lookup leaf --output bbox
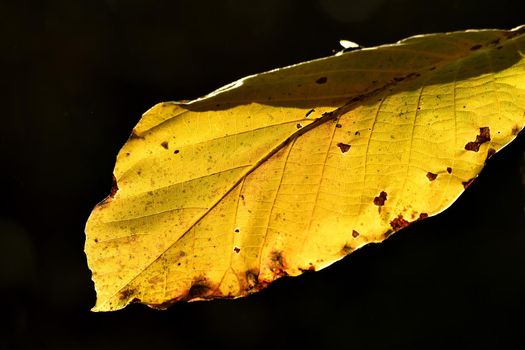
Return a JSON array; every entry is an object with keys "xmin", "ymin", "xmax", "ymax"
[{"xmin": 85, "ymin": 26, "xmax": 525, "ymax": 311}]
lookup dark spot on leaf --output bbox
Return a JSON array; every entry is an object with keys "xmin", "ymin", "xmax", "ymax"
[
  {"xmin": 305, "ymin": 109, "xmax": 315, "ymax": 117},
  {"xmin": 337, "ymin": 142, "xmax": 351, "ymax": 153},
  {"xmin": 94, "ymin": 238, "xmax": 99, "ymax": 243},
  {"xmin": 390, "ymin": 215, "xmax": 410, "ymax": 231},
  {"xmin": 470, "ymin": 44, "xmax": 482, "ymax": 51},
  {"xmin": 355, "ymin": 131, "xmax": 360, "ymax": 136},
  {"xmin": 186, "ymin": 278, "xmax": 211, "ymax": 300},
  {"xmin": 246, "ymin": 270, "xmax": 259, "ymax": 289},
  {"xmin": 393, "ymin": 76, "xmax": 404, "ymax": 82},
  {"xmin": 130, "ymin": 297, "xmax": 141, "ymax": 304},
  {"xmin": 465, "ymin": 126, "xmax": 491, "ymax": 152},
  {"xmin": 462, "ymin": 178, "xmax": 475, "ymax": 189},
  {"xmin": 234, "ymin": 247, "xmax": 241, "ymax": 254},
  {"xmin": 109, "ymin": 175, "xmax": 119, "ymax": 198},
  {"xmin": 296, "ymin": 123, "xmax": 303, "ymax": 129},
  {"xmin": 512, "ymin": 125, "xmax": 521, "ymax": 135},
  {"xmin": 174, "ymin": 149, "xmax": 180, "ymax": 154},
  {"xmin": 373, "ymin": 191, "xmax": 387, "ymax": 206},
  {"xmin": 384, "ymin": 229, "xmax": 394, "ymax": 238},
  {"xmin": 269, "ymin": 251, "xmax": 287, "ymax": 277},
  {"xmin": 335, "ymin": 123, "xmax": 342, "ymax": 128},
  {"xmin": 316, "ymin": 77, "xmax": 327, "ymax": 84},
  {"xmin": 340, "ymin": 244, "xmax": 353, "ymax": 255},
  {"xmin": 418, "ymin": 213, "xmax": 429, "ymax": 220},
  {"xmin": 446, "ymin": 167, "xmax": 452, "ymax": 174},
  {"xmin": 426, "ymin": 172, "xmax": 438, "ymax": 181},
  {"xmin": 234, "ymin": 228, "xmax": 240, "ymax": 233},
  {"xmin": 161, "ymin": 141, "xmax": 169, "ymax": 149},
  {"xmin": 429, "ymin": 66, "xmax": 436, "ymax": 71},
  {"xmin": 118, "ymin": 288, "xmax": 135, "ymax": 301},
  {"xmin": 352, "ymin": 230, "xmax": 360, "ymax": 238},
  {"xmin": 125, "ymin": 152, "xmax": 130, "ymax": 157}
]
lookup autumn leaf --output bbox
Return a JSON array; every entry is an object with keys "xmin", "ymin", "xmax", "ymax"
[{"xmin": 85, "ymin": 25, "xmax": 525, "ymax": 311}]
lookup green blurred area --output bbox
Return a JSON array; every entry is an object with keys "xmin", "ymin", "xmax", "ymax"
[{"xmin": 1, "ymin": 0, "xmax": 525, "ymax": 349}]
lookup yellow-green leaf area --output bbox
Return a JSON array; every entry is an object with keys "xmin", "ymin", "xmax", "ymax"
[{"xmin": 85, "ymin": 26, "xmax": 525, "ymax": 311}]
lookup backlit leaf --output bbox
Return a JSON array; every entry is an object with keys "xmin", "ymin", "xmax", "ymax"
[{"xmin": 85, "ymin": 26, "xmax": 525, "ymax": 311}]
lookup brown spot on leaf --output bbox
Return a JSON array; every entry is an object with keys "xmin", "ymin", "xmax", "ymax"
[
  {"xmin": 233, "ymin": 247, "xmax": 241, "ymax": 254},
  {"xmin": 340, "ymin": 244, "xmax": 353, "ymax": 255},
  {"xmin": 161, "ymin": 141, "xmax": 169, "ymax": 149},
  {"xmin": 470, "ymin": 44, "xmax": 482, "ymax": 51},
  {"xmin": 316, "ymin": 77, "xmax": 327, "ymax": 84},
  {"xmin": 446, "ymin": 167, "xmax": 452, "ymax": 174},
  {"xmin": 462, "ymin": 178, "xmax": 475, "ymax": 189},
  {"xmin": 373, "ymin": 191, "xmax": 388, "ymax": 206},
  {"xmin": 305, "ymin": 109, "xmax": 315, "ymax": 117},
  {"xmin": 174, "ymin": 149, "xmax": 180, "ymax": 154},
  {"xmin": 337, "ymin": 142, "xmax": 351, "ymax": 153},
  {"xmin": 269, "ymin": 251, "xmax": 287, "ymax": 277},
  {"xmin": 384, "ymin": 229, "xmax": 394, "ymax": 238},
  {"xmin": 512, "ymin": 125, "xmax": 521, "ymax": 135},
  {"xmin": 245, "ymin": 269, "xmax": 263, "ymax": 291},
  {"xmin": 186, "ymin": 278, "xmax": 212, "ymax": 300},
  {"xmin": 110, "ymin": 175, "xmax": 119, "ymax": 198},
  {"xmin": 426, "ymin": 172, "xmax": 438, "ymax": 181},
  {"xmin": 352, "ymin": 230, "xmax": 360, "ymax": 238},
  {"xmin": 390, "ymin": 215, "xmax": 410, "ymax": 231},
  {"xmin": 296, "ymin": 123, "xmax": 303, "ymax": 129},
  {"xmin": 118, "ymin": 288, "xmax": 135, "ymax": 301},
  {"xmin": 418, "ymin": 213, "xmax": 429, "ymax": 220},
  {"xmin": 465, "ymin": 127, "xmax": 491, "ymax": 152},
  {"xmin": 335, "ymin": 123, "xmax": 342, "ymax": 128}
]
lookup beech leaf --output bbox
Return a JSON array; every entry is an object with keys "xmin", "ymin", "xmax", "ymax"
[{"xmin": 85, "ymin": 26, "xmax": 525, "ymax": 311}]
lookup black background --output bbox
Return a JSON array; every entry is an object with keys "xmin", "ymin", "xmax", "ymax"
[{"xmin": 2, "ymin": 0, "xmax": 525, "ymax": 349}]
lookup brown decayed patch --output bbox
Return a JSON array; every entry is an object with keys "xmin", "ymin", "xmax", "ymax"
[
  {"xmin": 384, "ymin": 229, "xmax": 394, "ymax": 238},
  {"xmin": 465, "ymin": 127, "xmax": 491, "ymax": 152},
  {"xmin": 390, "ymin": 215, "xmax": 410, "ymax": 231},
  {"xmin": 245, "ymin": 269, "xmax": 260, "ymax": 290},
  {"xmin": 446, "ymin": 167, "xmax": 452, "ymax": 174},
  {"xmin": 183, "ymin": 277, "xmax": 217, "ymax": 301},
  {"xmin": 161, "ymin": 141, "xmax": 169, "ymax": 149},
  {"xmin": 418, "ymin": 212, "xmax": 429, "ymax": 220},
  {"xmin": 462, "ymin": 178, "xmax": 475, "ymax": 189},
  {"xmin": 299, "ymin": 264, "xmax": 316, "ymax": 273},
  {"xmin": 118, "ymin": 288, "xmax": 135, "ymax": 301},
  {"xmin": 337, "ymin": 142, "xmax": 351, "ymax": 153},
  {"xmin": 109, "ymin": 175, "xmax": 119, "ymax": 198},
  {"xmin": 340, "ymin": 244, "xmax": 353, "ymax": 255},
  {"xmin": 512, "ymin": 125, "xmax": 521, "ymax": 135},
  {"xmin": 269, "ymin": 251, "xmax": 287, "ymax": 277},
  {"xmin": 426, "ymin": 172, "xmax": 437, "ymax": 181},
  {"xmin": 352, "ymin": 230, "xmax": 360, "ymax": 238},
  {"xmin": 374, "ymin": 191, "xmax": 388, "ymax": 206}
]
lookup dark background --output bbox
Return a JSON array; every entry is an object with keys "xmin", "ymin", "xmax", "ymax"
[{"xmin": 2, "ymin": 0, "xmax": 525, "ymax": 349}]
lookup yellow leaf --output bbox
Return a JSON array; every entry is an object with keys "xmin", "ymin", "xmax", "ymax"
[{"xmin": 85, "ymin": 26, "xmax": 525, "ymax": 311}]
